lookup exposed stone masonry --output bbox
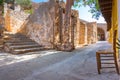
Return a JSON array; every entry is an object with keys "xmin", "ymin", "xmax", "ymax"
[
  {"xmin": 87, "ymin": 22, "xmax": 97, "ymax": 44},
  {"xmin": 3, "ymin": 1, "xmax": 107, "ymax": 52},
  {"xmin": 4, "ymin": 3, "xmax": 30, "ymax": 33},
  {"xmin": 97, "ymin": 23, "xmax": 107, "ymax": 40},
  {"xmin": 79, "ymin": 20, "xmax": 98, "ymax": 45},
  {"xmin": 25, "ymin": 1, "xmax": 56, "ymax": 48}
]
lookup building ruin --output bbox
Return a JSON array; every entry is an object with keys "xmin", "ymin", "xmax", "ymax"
[{"xmin": 3, "ymin": 1, "xmax": 107, "ymax": 53}]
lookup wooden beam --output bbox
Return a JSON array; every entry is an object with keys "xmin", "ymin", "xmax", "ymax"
[
  {"xmin": 102, "ymin": 10, "xmax": 112, "ymax": 14},
  {"xmin": 101, "ymin": 6, "xmax": 112, "ymax": 10},
  {"xmin": 101, "ymin": 9, "xmax": 112, "ymax": 13},
  {"xmin": 102, "ymin": 14, "xmax": 111, "ymax": 18},
  {"xmin": 99, "ymin": 1, "xmax": 112, "ymax": 6},
  {"xmin": 99, "ymin": 0, "xmax": 112, "ymax": 3},
  {"xmin": 100, "ymin": 3, "xmax": 112, "ymax": 8}
]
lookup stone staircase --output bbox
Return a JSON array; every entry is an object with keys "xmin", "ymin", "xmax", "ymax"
[{"xmin": 3, "ymin": 32, "xmax": 44, "ymax": 54}]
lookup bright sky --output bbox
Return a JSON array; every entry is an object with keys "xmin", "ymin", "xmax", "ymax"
[
  {"xmin": 72, "ymin": 6, "xmax": 106, "ymax": 23},
  {"xmin": 32, "ymin": 0, "xmax": 106, "ymax": 23},
  {"xmin": 32, "ymin": 0, "xmax": 48, "ymax": 2}
]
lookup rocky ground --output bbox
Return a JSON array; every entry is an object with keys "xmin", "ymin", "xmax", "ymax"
[{"xmin": 0, "ymin": 41, "xmax": 119, "ymax": 80}]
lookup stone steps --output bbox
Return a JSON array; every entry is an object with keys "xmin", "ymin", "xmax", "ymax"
[
  {"xmin": 3, "ymin": 32, "xmax": 45, "ymax": 54},
  {"xmin": 4, "ymin": 39, "xmax": 33, "ymax": 43},
  {"xmin": 5, "ymin": 42, "xmax": 38, "ymax": 45},
  {"xmin": 10, "ymin": 44, "xmax": 42, "ymax": 49},
  {"xmin": 13, "ymin": 47, "xmax": 44, "ymax": 54}
]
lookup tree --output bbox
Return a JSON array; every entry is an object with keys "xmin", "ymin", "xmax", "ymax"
[{"xmin": 74, "ymin": 0, "xmax": 101, "ymax": 20}]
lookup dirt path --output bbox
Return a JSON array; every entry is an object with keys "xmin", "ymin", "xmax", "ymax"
[{"xmin": 0, "ymin": 41, "xmax": 119, "ymax": 80}]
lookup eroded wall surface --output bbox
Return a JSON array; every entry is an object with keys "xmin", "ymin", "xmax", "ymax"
[
  {"xmin": 97, "ymin": 23, "xmax": 107, "ymax": 40},
  {"xmin": 87, "ymin": 22, "xmax": 97, "ymax": 44},
  {"xmin": 79, "ymin": 22, "xmax": 86, "ymax": 44},
  {"xmin": 25, "ymin": 1, "xmax": 55, "ymax": 48},
  {"xmin": 4, "ymin": 3, "xmax": 30, "ymax": 33}
]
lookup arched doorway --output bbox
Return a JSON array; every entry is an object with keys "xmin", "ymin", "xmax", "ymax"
[{"xmin": 97, "ymin": 27, "xmax": 105, "ymax": 41}]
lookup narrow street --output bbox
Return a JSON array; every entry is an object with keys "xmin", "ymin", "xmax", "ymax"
[{"xmin": 0, "ymin": 41, "xmax": 119, "ymax": 80}]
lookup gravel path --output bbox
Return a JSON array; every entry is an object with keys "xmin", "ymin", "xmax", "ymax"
[{"xmin": 0, "ymin": 41, "xmax": 119, "ymax": 80}]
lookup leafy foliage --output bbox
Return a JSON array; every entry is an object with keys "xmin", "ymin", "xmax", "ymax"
[
  {"xmin": 0, "ymin": 0, "xmax": 4, "ymax": 14},
  {"xmin": 24, "ymin": 9, "xmax": 33, "ymax": 14},
  {"xmin": 74, "ymin": 0, "xmax": 101, "ymax": 20},
  {"xmin": 0, "ymin": 0, "xmax": 4, "ymax": 5},
  {"xmin": 5, "ymin": 0, "xmax": 14, "ymax": 3},
  {"xmin": 16, "ymin": 0, "xmax": 32, "ymax": 10}
]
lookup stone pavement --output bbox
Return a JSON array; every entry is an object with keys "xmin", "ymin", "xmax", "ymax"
[{"xmin": 0, "ymin": 41, "xmax": 119, "ymax": 80}]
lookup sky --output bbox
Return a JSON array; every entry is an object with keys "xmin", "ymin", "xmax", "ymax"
[
  {"xmin": 32, "ymin": 0, "xmax": 48, "ymax": 2},
  {"xmin": 72, "ymin": 6, "xmax": 106, "ymax": 23},
  {"xmin": 32, "ymin": 0, "xmax": 106, "ymax": 23}
]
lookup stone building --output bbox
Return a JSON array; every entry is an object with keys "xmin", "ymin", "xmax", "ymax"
[
  {"xmin": 4, "ymin": 1, "xmax": 80, "ymax": 51},
  {"xmin": 4, "ymin": 3, "xmax": 30, "ymax": 33},
  {"xmin": 87, "ymin": 22, "xmax": 97, "ymax": 44},
  {"xmin": 79, "ymin": 19, "xmax": 88, "ymax": 45},
  {"xmin": 79, "ymin": 19, "xmax": 98, "ymax": 45},
  {"xmin": 4, "ymin": 0, "xmax": 103, "ymax": 51},
  {"xmin": 97, "ymin": 23, "xmax": 107, "ymax": 41}
]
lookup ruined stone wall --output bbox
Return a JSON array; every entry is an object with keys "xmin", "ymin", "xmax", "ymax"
[
  {"xmin": 79, "ymin": 19, "xmax": 88, "ymax": 45},
  {"xmin": 79, "ymin": 22, "xmax": 85, "ymax": 44},
  {"xmin": 74, "ymin": 18, "xmax": 80, "ymax": 47},
  {"xmin": 87, "ymin": 22, "xmax": 97, "ymax": 44},
  {"xmin": 93, "ymin": 22, "xmax": 97, "ymax": 42},
  {"xmin": 4, "ymin": 1, "xmax": 80, "ymax": 50},
  {"xmin": 97, "ymin": 23, "xmax": 107, "ymax": 40},
  {"xmin": 25, "ymin": 1, "xmax": 55, "ymax": 48},
  {"xmin": 4, "ymin": 1, "xmax": 56, "ymax": 48},
  {"xmin": 4, "ymin": 3, "xmax": 30, "ymax": 33}
]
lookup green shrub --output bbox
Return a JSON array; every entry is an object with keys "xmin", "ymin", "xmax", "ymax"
[
  {"xmin": 24, "ymin": 9, "xmax": 33, "ymax": 14},
  {"xmin": 16, "ymin": 0, "xmax": 32, "ymax": 10}
]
